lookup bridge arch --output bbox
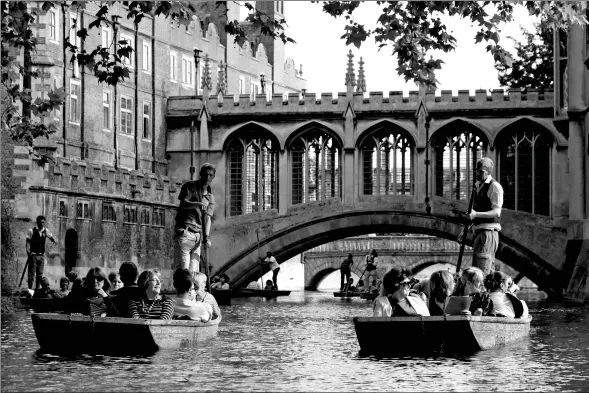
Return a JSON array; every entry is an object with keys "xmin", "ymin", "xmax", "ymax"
[
  {"xmin": 221, "ymin": 121, "xmax": 282, "ymax": 150},
  {"xmin": 355, "ymin": 119, "xmax": 416, "ymax": 148},
  {"xmin": 216, "ymin": 209, "xmax": 562, "ymax": 296},
  {"xmin": 430, "ymin": 118, "xmax": 492, "ymax": 147},
  {"xmin": 494, "ymin": 116, "xmax": 565, "ymax": 148},
  {"xmin": 284, "ymin": 120, "xmax": 343, "ymax": 150}
]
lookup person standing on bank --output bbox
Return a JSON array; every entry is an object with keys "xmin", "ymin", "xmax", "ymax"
[
  {"xmin": 25, "ymin": 215, "xmax": 57, "ymax": 291},
  {"xmin": 340, "ymin": 254, "xmax": 354, "ymax": 292},
  {"xmin": 457, "ymin": 157, "xmax": 504, "ymax": 276},
  {"xmin": 261, "ymin": 251, "xmax": 280, "ymax": 290},
  {"xmin": 173, "ymin": 163, "xmax": 216, "ymax": 274}
]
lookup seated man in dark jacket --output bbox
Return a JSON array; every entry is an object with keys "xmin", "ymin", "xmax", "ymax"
[{"xmin": 110, "ymin": 262, "xmax": 142, "ymax": 317}]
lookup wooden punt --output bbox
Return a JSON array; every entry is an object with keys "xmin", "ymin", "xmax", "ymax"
[
  {"xmin": 354, "ymin": 315, "xmax": 532, "ymax": 354},
  {"xmin": 333, "ymin": 291, "xmax": 361, "ymax": 298},
  {"xmin": 31, "ymin": 313, "xmax": 221, "ymax": 355},
  {"xmin": 20, "ymin": 297, "xmax": 70, "ymax": 312},
  {"xmin": 211, "ymin": 289, "xmax": 232, "ymax": 306},
  {"xmin": 232, "ymin": 288, "xmax": 291, "ymax": 298},
  {"xmin": 358, "ymin": 292, "xmax": 379, "ymax": 301}
]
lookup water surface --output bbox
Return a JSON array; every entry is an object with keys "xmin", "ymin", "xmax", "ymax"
[{"xmin": 2, "ymin": 291, "xmax": 588, "ymax": 392}]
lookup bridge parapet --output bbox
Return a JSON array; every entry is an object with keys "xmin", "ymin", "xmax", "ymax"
[
  {"xmin": 307, "ymin": 235, "xmax": 462, "ymax": 253},
  {"xmin": 167, "ymin": 88, "xmax": 554, "ymax": 117}
]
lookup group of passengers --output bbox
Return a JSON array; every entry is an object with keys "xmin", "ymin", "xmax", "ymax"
[
  {"xmin": 373, "ymin": 266, "xmax": 528, "ymax": 319},
  {"xmin": 29, "ymin": 262, "xmax": 221, "ymax": 322}
]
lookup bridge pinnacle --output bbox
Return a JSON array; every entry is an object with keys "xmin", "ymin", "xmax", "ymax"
[
  {"xmin": 345, "ymin": 49, "xmax": 356, "ymax": 97},
  {"xmin": 201, "ymin": 54, "xmax": 212, "ymax": 97},
  {"xmin": 216, "ymin": 59, "xmax": 227, "ymax": 98},
  {"xmin": 356, "ymin": 57, "xmax": 366, "ymax": 93}
]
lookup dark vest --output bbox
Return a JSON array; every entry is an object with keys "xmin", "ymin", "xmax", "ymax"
[
  {"xmin": 30, "ymin": 227, "xmax": 47, "ymax": 254},
  {"xmin": 472, "ymin": 179, "xmax": 500, "ymax": 226}
]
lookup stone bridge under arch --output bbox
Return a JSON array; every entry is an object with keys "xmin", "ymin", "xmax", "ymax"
[
  {"xmin": 302, "ymin": 236, "xmax": 472, "ymax": 290},
  {"xmin": 209, "ymin": 197, "xmax": 569, "ymax": 297}
]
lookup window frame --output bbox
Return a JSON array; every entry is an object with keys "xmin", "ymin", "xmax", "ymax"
[
  {"xmin": 69, "ymin": 14, "xmax": 80, "ymax": 77},
  {"xmin": 102, "ymin": 89, "xmax": 112, "ymax": 131},
  {"xmin": 123, "ymin": 205, "xmax": 138, "ymax": 224},
  {"xmin": 101, "ymin": 26, "xmax": 112, "ymax": 53},
  {"xmin": 58, "ymin": 199, "xmax": 68, "ymax": 218},
  {"xmin": 75, "ymin": 200, "xmax": 92, "ymax": 220},
  {"xmin": 101, "ymin": 201, "xmax": 117, "ymax": 222},
  {"xmin": 48, "ymin": 9, "xmax": 58, "ymax": 42},
  {"xmin": 53, "ymin": 76, "xmax": 61, "ymax": 121},
  {"xmin": 170, "ymin": 51, "xmax": 178, "ymax": 82},
  {"xmin": 120, "ymin": 33, "xmax": 135, "ymax": 68},
  {"xmin": 120, "ymin": 95, "xmax": 133, "ymax": 135},
  {"xmin": 181, "ymin": 55, "xmax": 194, "ymax": 87},
  {"xmin": 142, "ymin": 39, "xmax": 151, "ymax": 73},
  {"xmin": 142, "ymin": 101, "xmax": 151, "ymax": 140},
  {"xmin": 69, "ymin": 79, "xmax": 81, "ymax": 124},
  {"xmin": 152, "ymin": 208, "xmax": 165, "ymax": 227}
]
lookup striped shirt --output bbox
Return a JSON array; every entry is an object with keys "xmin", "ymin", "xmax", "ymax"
[{"xmin": 128, "ymin": 296, "xmax": 174, "ymax": 320}]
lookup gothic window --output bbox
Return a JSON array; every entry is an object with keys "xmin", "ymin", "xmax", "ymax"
[
  {"xmin": 59, "ymin": 199, "xmax": 68, "ymax": 217},
  {"xmin": 102, "ymin": 202, "xmax": 116, "ymax": 222},
  {"xmin": 152, "ymin": 208, "xmax": 165, "ymax": 227},
  {"xmin": 227, "ymin": 134, "xmax": 278, "ymax": 216},
  {"xmin": 290, "ymin": 131, "xmax": 340, "ymax": 204},
  {"xmin": 124, "ymin": 205, "xmax": 138, "ymax": 224},
  {"xmin": 140, "ymin": 208, "xmax": 150, "ymax": 225},
  {"xmin": 76, "ymin": 200, "xmax": 91, "ymax": 219},
  {"xmin": 361, "ymin": 129, "xmax": 413, "ymax": 196},
  {"xmin": 434, "ymin": 126, "xmax": 487, "ymax": 201},
  {"xmin": 498, "ymin": 128, "xmax": 552, "ymax": 216}
]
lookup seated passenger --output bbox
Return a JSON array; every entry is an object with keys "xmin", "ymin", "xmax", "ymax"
[
  {"xmin": 70, "ymin": 267, "xmax": 118, "ymax": 317},
  {"xmin": 453, "ymin": 267, "xmax": 494, "ymax": 316},
  {"xmin": 52, "ymin": 277, "xmax": 70, "ymax": 298},
  {"xmin": 210, "ymin": 276, "xmax": 222, "ymax": 290},
  {"xmin": 110, "ymin": 262, "xmax": 142, "ymax": 318},
  {"xmin": 246, "ymin": 280, "xmax": 262, "ymax": 290},
  {"xmin": 128, "ymin": 269, "xmax": 174, "ymax": 320},
  {"xmin": 428, "ymin": 270, "xmax": 455, "ymax": 316},
  {"xmin": 32, "ymin": 277, "xmax": 56, "ymax": 299},
  {"xmin": 172, "ymin": 268, "xmax": 212, "ymax": 322},
  {"xmin": 194, "ymin": 272, "xmax": 221, "ymax": 320},
  {"xmin": 373, "ymin": 267, "xmax": 430, "ymax": 317},
  {"xmin": 485, "ymin": 271, "xmax": 529, "ymax": 318},
  {"xmin": 108, "ymin": 272, "xmax": 124, "ymax": 291},
  {"xmin": 264, "ymin": 279, "xmax": 275, "ymax": 290},
  {"xmin": 356, "ymin": 280, "xmax": 365, "ymax": 293},
  {"xmin": 215, "ymin": 274, "xmax": 230, "ymax": 290}
]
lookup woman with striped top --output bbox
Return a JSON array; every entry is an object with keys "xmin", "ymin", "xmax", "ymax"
[{"xmin": 128, "ymin": 269, "xmax": 174, "ymax": 320}]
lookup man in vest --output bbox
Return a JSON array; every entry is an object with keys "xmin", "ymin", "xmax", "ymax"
[
  {"xmin": 173, "ymin": 163, "xmax": 216, "ymax": 275},
  {"xmin": 340, "ymin": 254, "xmax": 354, "ymax": 291},
  {"xmin": 460, "ymin": 157, "xmax": 504, "ymax": 276},
  {"xmin": 25, "ymin": 215, "xmax": 57, "ymax": 291}
]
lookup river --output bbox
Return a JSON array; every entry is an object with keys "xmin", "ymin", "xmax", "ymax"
[{"xmin": 1, "ymin": 290, "xmax": 588, "ymax": 392}]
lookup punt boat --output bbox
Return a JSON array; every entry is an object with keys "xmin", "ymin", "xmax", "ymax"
[
  {"xmin": 358, "ymin": 292, "xmax": 378, "ymax": 301},
  {"xmin": 31, "ymin": 313, "xmax": 221, "ymax": 355},
  {"xmin": 211, "ymin": 289, "xmax": 231, "ymax": 305},
  {"xmin": 20, "ymin": 297, "xmax": 70, "ymax": 313},
  {"xmin": 353, "ymin": 315, "xmax": 532, "ymax": 354},
  {"xmin": 232, "ymin": 288, "xmax": 291, "ymax": 298},
  {"xmin": 333, "ymin": 291, "xmax": 361, "ymax": 298}
]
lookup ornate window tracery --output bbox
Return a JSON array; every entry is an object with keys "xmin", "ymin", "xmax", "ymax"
[
  {"xmin": 498, "ymin": 128, "xmax": 552, "ymax": 216},
  {"xmin": 227, "ymin": 134, "xmax": 278, "ymax": 216},
  {"xmin": 434, "ymin": 127, "xmax": 487, "ymax": 201},
  {"xmin": 361, "ymin": 130, "xmax": 413, "ymax": 195},
  {"xmin": 291, "ymin": 131, "xmax": 340, "ymax": 205}
]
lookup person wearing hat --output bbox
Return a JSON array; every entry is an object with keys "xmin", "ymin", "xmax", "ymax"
[{"xmin": 373, "ymin": 267, "xmax": 430, "ymax": 317}]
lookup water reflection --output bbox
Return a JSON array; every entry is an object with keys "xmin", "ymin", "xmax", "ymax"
[{"xmin": 2, "ymin": 290, "xmax": 588, "ymax": 392}]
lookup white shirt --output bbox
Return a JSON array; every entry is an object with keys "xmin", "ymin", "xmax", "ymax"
[
  {"xmin": 173, "ymin": 297, "xmax": 212, "ymax": 322},
  {"xmin": 246, "ymin": 281, "xmax": 261, "ymax": 289},
  {"xmin": 473, "ymin": 176, "xmax": 503, "ymax": 232},
  {"xmin": 265, "ymin": 256, "xmax": 279, "ymax": 271}
]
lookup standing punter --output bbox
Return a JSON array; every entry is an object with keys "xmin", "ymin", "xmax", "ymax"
[{"xmin": 25, "ymin": 215, "xmax": 57, "ymax": 291}]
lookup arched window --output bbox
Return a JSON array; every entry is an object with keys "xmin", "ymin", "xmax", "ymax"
[
  {"xmin": 290, "ymin": 131, "xmax": 340, "ymax": 204},
  {"xmin": 434, "ymin": 125, "xmax": 487, "ymax": 201},
  {"xmin": 361, "ymin": 130, "xmax": 413, "ymax": 195},
  {"xmin": 498, "ymin": 127, "xmax": 552, "ymax": 216},
  {"xmin": 227, "ymin": 134, "xmax": 278, "ymax": 216}
]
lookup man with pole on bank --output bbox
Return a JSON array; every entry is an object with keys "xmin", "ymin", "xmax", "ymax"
[
  {"xmin": 456, "ymin": 157, "xmax": 504, "ymax": 276},
  {"xmin": 173, "ymin": 163, "xmax": 216, "ymax": 276}
]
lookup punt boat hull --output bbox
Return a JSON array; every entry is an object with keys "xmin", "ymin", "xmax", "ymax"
[
  {"xmin": 333, "ymin": 291, "xmax": 361, "ymax": 298},
  {"xmin": 232, "ymin": 288, "xmax": 291, "ymax": 298},
  {"xmin": 354, "ymin": 315, "xmax": 531, "ymax": 354},
  {"xmin": 358, "ymin": 292, "xmax": 378, "ymax": 301},
  {"xmin": 31, "ymin": 313, "xmax": 221, "ymax": 355},
  {"xmin": 211, "ymin": 289, "xmax": 231, "ymax": 305}
]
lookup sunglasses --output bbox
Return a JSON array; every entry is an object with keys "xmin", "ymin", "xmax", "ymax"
[{"xmin": 93, "ymin": 276, "xmax": 105, "ymax": 282}]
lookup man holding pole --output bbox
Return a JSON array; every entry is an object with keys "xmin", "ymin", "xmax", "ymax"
[
  {"xmin": 173, "ymin": 163, "xmax": 216, "ymax": 276},
  {"xmin": 457, "ymin": 157, "xmax": 503, "ymax": 276},
  {"xmin": 24, "ymin": 215, "xmax": 57, "ymax": 291},
  {"xmin": 340, "ymin": 254, "xmax": 354, "ymax": 292}
]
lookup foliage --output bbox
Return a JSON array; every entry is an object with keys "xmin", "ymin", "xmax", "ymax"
[
  {"xmin": 316, "ymin": 1, "xmax": 588, "ymax": 88},
  {"xmin": 494, "ymin": 22, "xmax": 556, "ymax": 91}
]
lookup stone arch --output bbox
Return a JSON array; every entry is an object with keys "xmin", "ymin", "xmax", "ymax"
[
  {"xmin": 284, "ymin": 120, "xmax": 343, "ymax": 150},
  {"xmin": 215, "ymin": 210, "xmax": 561, "ymax": 296},
  {"xmin": 256, "ymin": 42, "xmax": 268, "ymax": 59},
  {"xmin": 494, "ymin": 116, "xmax": 559, "ymax": 148},
  {"xmin": 430, "ymin": 118, "xmax": 492, "ymax": 147},
  {"xmin": 221, "ymin": 122, "xmax": 282, "ymax": 150},
  {"xmin": 355, "ymin": 119, "xmax": 416, "ymax": 148}
]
